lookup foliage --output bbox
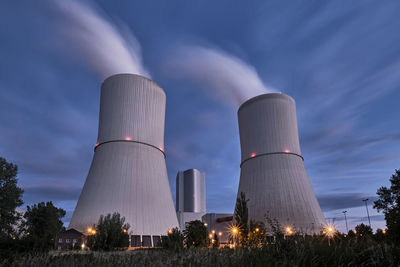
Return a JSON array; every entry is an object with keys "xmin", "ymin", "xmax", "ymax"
[
  {"xmin": 161, "ymin": 228, "xmax": 184, "ymax": 251},
  {"xmin": 347, "ymin": 230, "xmax": 356, "ymax": 238},
  {"xmin": 160, "ymin": 228, "xmax": 184, "ymax": 251},
  {"xmin": 248, "ymin": 220, "xmax": 266, "ymax": 248},
  {"xmin": 212, "ymin": 233, "xmax": 219, "ymax": 248},
  {"xmin": 1, "ymin": 237, "xmax": 400, "ymax": 267},
  {"xmin": 355, "ymin": 223, "xmax": 373, "ymax": 237},
  {"xmin": 87, "ymin": 213, "xmax": 129, "ymax": 251},
  {"xmin": 374, "ymin": 229, "xmax": 387, "ymax": 242},
  {"xmin": 265, "ymin": 215, "xmax": 284, "ymax": 240},
  {"xmin": 183, "ymin": 220, "xmax": 207, "ymax": 248},
  {"xmin": 234, "ymin": 192, "xmax": 249, "ymax": 246},
  {"xmin": 0, "ymin": 157, "xmax": 23, "ymax": 239},
  {"xmin": 21, "ymin": 201, "xmax": 65, "ymax": 251},
  {"xmin": 374, "ymin": 169, "xmax": 400, "ymax": 244}
]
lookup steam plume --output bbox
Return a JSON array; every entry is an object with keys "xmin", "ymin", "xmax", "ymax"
[
  {"xmin": 167, "ymin": 45, "xmax": 274, "ymax": 106},
  {"xmin": 51, "ymin": 0, "xmax": 149, "ymax": 79}
]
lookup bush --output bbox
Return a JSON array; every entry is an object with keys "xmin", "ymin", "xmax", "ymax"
[
  {"xmin": 183, "ymin": 220, "xmax": 208, "ymax": 248},
  {"xmin": 160, "ymin": 228, "xmax": 184, "ymax": 251},
  {"xmin": 87, "ymin": 213, "xmax": 130, "ymax": 251}
]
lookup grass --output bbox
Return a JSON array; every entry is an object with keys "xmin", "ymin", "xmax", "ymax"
[{"xmin": 2, "ymin": 236, "xmax": 399, "ymax": 267}]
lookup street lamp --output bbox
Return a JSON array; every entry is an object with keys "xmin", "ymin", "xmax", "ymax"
[
  {"xmin": 285, "ymin": 226, "xmax": 293, "ymax": 235},
  {"xmin": 342, "ymin": 211, "xmax": 349, "ymax": 233},
  {"xmin": 362, "ymin": 198, "xmax": 371, "ymax": 227},
  {"xmin": 232, "ymin": 227, "xmax": 238, "ymax": 235}
]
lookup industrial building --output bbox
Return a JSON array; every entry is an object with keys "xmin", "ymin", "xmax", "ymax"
[
  {"xmin": 69, "ymin": 74, "xmax": 179, "ymax": 246},
  {"xmin": 235, "ymin": 93, "xmax": 326, "ymax": 234},
  {"xmin": 202, "ymin": 213, "xmax": 233, "ymax": 245},
  {"xmin": 68, "ymin": 73, "xmax": 325, "ymax": 246},
  {"xmin": 176, "ymin": 169, "xmax": 206, "ymax": 229}
]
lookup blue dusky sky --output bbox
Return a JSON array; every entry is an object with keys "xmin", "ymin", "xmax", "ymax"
[{"xmin": 1, "ymin": 0, "xmax": 399, "ymax": 233}]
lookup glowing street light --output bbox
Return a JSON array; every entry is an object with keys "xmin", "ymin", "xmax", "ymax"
[
  {"xmin": 123, "ymin": 229, "xmax": 127, "ymax": 233},
  {"xmin": 212, "ymin": 230, "xmax": 216, "ymax": 234},
  {"xmin": 232, "ymin": 227, "xmax": 238, "ymax": 235},
  {"xmin": 218, "ymin": 232, "xmax": 222, "ymax": 236},
  {"xmin": 382, "ymin": 229, "xmax": 386, "ymax": 234},
  {"xmin": 168, "ymin": 229, "xmax": 173, "ymax": 234},
  {"xmin": 255, "ymin": 228, "xmax": 260, "ymax": 232},
  {"xmin": 285, "ymin": 226, "xmax": 293, "ymax": 235},
  {"xmin": 209, "ymin": 233, "xmax": 213, "ymax": 239},
  {"xmin": 324, "ymin": 225, "xmax": 335, "ymax": 238}
]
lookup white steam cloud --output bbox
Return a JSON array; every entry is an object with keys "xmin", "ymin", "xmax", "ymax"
[
  {"xmin": 51, "ymin": 0, "xmax": 149, "ymax": 79},
  {"xmin": 167, "ymin": 45, "xmax": 274, "ymax": 106}
]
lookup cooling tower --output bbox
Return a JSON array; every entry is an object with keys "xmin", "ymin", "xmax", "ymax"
[
  {"xmin": 236, "ymin": 93, "xmax": 326, "ymax": 234},
  {"xmin": 176, "ymin": 169, "xmax": 206, "ymax": 229},
  {"xmin": 69, "ymin": 74, "xmax": 179, "ymax": 240}
]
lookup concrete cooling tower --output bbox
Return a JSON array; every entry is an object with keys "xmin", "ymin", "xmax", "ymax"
[
  {"xmin": 69, "ymin": 74, "xmax": 179, "ymax": 243},
  {"xmin": 236, "ymin": 93, "xmax": 326, "ymax": 234}
]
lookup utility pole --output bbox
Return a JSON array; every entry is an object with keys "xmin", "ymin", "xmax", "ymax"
[
  {"xmin": 342, "ymin": 210, "xmax": 349, "ymax": 233},
  {"xmin": 362, "ymin": 198, "xmax": 371, "ymax": 227}
]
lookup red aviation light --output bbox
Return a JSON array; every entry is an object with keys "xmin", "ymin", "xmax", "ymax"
[
  {"xmin": 125, "ymin": 136, "xmax": 132, "ymax": 141},
  {"xmin": 95, "ymin": 141, "xmax": 99, "ymax": 146},
  {"xmin": 250, "ymin": 152, "xmax": 256, "ymax": 158},
  {"xmin": 284, "ymin": 149, "xmax": 290, "ymax": 153}
]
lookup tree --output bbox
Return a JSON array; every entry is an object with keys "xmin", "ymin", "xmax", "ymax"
[
  {"xmin": 0, "ymin": 157, "xmax": 23, "ymax": 239},
  {"xmin": 234, "ymin": 192, "xmax": 249, "ymax": 246},
  {"xmin": 347, "ymin": 230, "xmax": 356, "ymax": 238},
  {"xmin": 21, "ymin": 201, "xmax": 65, "ymax": 250},
  {"xmin": 354, "ymin": 223, "xmax": 373, "ymax": 237},
  {"xmin": 161, "ymin": 227, "xmax": 184, "ymax": 251},
  {"xmin": 212, "ymin": 233, "xmax": 219, "ymax": 248},
  {"xmin": 183, "ymin": 220, "xmax": 208, "ymax": 248},
  {"xmin": 249, "ymin": 220, "xmax": 266, "ymax": 248},
  {"xmin": 374, "ymin": 169, "xmax": 400, "ymax": 243},
  {"xmin": 374, "ymin": 229, "xmax": 387, "ymax": 242},
  {"xmin": 87, "ymin": 212, "xmax": 130, "ymax": 251}
]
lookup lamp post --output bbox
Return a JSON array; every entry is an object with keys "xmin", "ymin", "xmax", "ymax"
[
  {"xmin": 342, "ymin": 211, "xmax": 349, "ymax": 233},
  {"xmin": 362, "ymin": 198, "xmax": 371, "ymax": 227}
]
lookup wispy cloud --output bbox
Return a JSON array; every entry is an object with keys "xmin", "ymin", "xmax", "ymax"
[
  {"xmin": 165, "ymin": 45, "xmax": 274, "ymax": 107},
  {"xmin": 317, "ymin": 193, "xmax": 377, "ymax": 212},
  {"xmin": 48, "ymin": 0, "xmax": 149, "ymax": 79}
]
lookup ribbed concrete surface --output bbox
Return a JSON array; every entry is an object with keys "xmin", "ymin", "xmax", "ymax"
[
  {"xmin": 98, "ymin": 74, "xmax": 166, "ymax": 150},
  {"xmin": 236, "ymin": 93, "xmax": 326, "ymax": 234},
  {"xmin": 69, "ymin": 74, "xmax": 178, "ymax": 236}
]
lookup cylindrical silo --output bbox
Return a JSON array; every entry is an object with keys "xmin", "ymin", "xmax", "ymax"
[
  {"xmin": 236, "ymin": 93, "xmax": 326, "ymax": 234},
  {"xmin": 69, "ymin": 74, "xmax": 179, "ymax": 242}
]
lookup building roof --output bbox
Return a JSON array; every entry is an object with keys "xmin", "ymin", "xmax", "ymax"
[{"xmin": 58, "ymin": 228, "xmax": 83, "ymax": 236}]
